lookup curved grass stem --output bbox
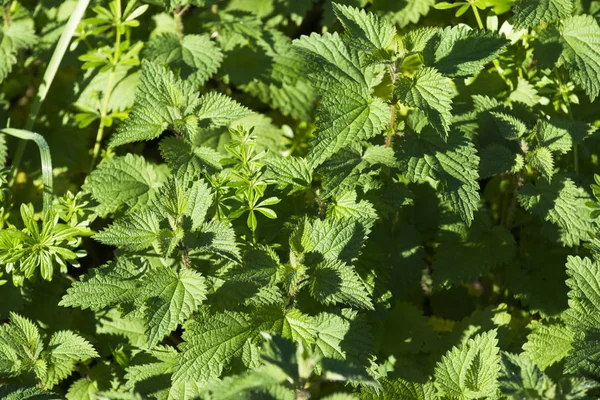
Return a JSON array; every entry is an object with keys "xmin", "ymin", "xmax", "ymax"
[
  {"xmin": 10, "ymin": 0, "xmax": 90, "ymax": 184},
  {"xmin": 2, "ymin": 128, "xmax": 53, "ymax": 217}
]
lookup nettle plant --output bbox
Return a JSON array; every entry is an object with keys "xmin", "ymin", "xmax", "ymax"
[{"xmin": 2, "ymin": 0, "xmax": 600, "ymax": 398}]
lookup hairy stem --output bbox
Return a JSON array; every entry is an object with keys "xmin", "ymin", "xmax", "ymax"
[
  {"xmin": 503, "ymin": 172, "xmax": 524, "ymax": 229},
  {"xmin": 2, "ymin": 128, "xmax": 53, "ymax": 216},
  {"xmin": 3, "ymin": 5, "xmax": 10, "ymax": 29},
  {"xmin": 10, "ymin": 0, "xmax": 90, "ymax": 184},
  {"xmin": 386, "ymin": 64, "xmax": 399, "ymax": 148},
  {"xmin": 174, "ymin": 4, "xmax": 191, "ymax": 40}
]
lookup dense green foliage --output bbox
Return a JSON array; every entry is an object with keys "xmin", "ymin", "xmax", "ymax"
[{"xmin": 2, "ymin": 0, "xmax": 600, "ymax": 398}]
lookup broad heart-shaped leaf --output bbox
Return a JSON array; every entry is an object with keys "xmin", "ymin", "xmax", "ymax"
[
  {"xmin": 434, "ymin": 330, "xmax": 501, "ymax": 399},
  {"xmin": 172, "ymin": 311, "xmax": 258, "ymax": 384},
  {"xmin": 397, "ymin": 129, "xmax": 480, "ymax": 225},
  {"xmin": 312, "ymin": 310, "xmax": 373, "ymax": 366},
  {"xmin": 43, "ymin": 331, "xmax": 98, "ymax": 389},
  {"xmin": 109, "ymin": 60, "xmax": 199, "ymax": 147},
  {"xmin": 565, "ymin": 256, "xmax": 600, "ymax": 334},
  {"xmin": 376, "ymin": 378, "xmax": 437, "ymax": 400},
  {"xmin": 59, "ymin": 259, "xmax": 141, "ymax": 311},
  {"xmin": 535, "ymin": 117, "xmax": 597, "ymax": 153},
  {"xmin": 124, "ymin": 345, "xmax": 178, "ymax": 398},
  {"xmin": 563, "ymin": 256, "xmax": 600, "ymax": 375},
  {"xmin": 521, "ymin": 321, "xmax": 574, "ymax": 370},
  {"xmin": 0, "ymin": 385, "xmax": 63, "ymax": 399},
  {"xmin": 333, "ymin": 3, "xmax": 396, "ymax": 59},
  {"xmin": 296, "ymin": 216, "xmax": 369, "ymax": 265},
  {"xmin": 94, "ymin": 208, "xmax": 160, "ymax": 251},
  {"xmin": 293, "ymin": 32, "xmax": 390, "ymax": 168},
  {"xmin": 266, "ymin": 156, "xmax": 313, "ymax": 195},
  {"xmin": 512, "ymin": 0, "xmax": 573, "ymax": 29},
  {"xmin": 395, "ymin": 67, "xmax": 455, "ymax": 138},
  {"xmin": 433, "ymin": 211, "xmax": 515, "ymax": 285},
  {"xmin": 0, "ymin": 19, "xmax": 38, "ymax": 83},
  {"xmin": 138, "ymin": 267, "xmax": 207, "ymax": 347},
  {"xmin": 0, "ymin": 313, "xmax": 44, "ymax": 376},
  {"xmin": 195, "ymin": 92, "xmax": 253, "ymax": 127},
  {"xmin": 527, "ymin": 147, "xmax": 554, "ymax": 181},
  {"xmin": 560, "ymin": 15, "xmax": 600, "ymax": 101},
  {"xmin": 160, "ymin": 136, "xmax": 223, "ymax": 177},
  {"xmin": 518, "ymin": 176, "xmax": 593, "ymax": 247},
  {"xmin": 83, "ymin": 153, "xmax": 164, "ymax": 216},
  {"xmin": 498, "ymin": 353, "xmax": 556, "ymax": 399},
  {"xmin": 308, "ymin": 259, "xmax": 373, "ymax": 310},
  {"xmin": 143, "ymin": 33, "xmax": 222, "ymax": 87},
  {"xmin": 422, "ymin": 26, "xmax": 508, "ymax": 78}
]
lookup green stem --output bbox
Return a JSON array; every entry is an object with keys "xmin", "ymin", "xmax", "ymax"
[
  {"xmin": 89, "ymin": 31, "xmax": 120, "ymax": 171},
  {"xmin": 174, "ymin": 4, "xmax": 191, "ymax": 40},
  {"xmin": 2, "ymin": 128, "xmax": 53, "ymax": 216},
  {"xmin": 472, "ymin": 5, "xmax": 484, "ymax": 30},
  {"xmin": 3, "ymin": 5, "xmax": 10, "ymax": 29},
  {"xmin": 10, "ymin": 0, "xmax": 90, "ymax": 184},
  {"xmin": 472, "ymin": 5, "xmax": 511, "ymax": 89}
]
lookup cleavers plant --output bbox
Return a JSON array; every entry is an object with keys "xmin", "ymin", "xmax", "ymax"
[{"xmin": 2, "ymin": 0, "xmax": 600, "ymax": 399}]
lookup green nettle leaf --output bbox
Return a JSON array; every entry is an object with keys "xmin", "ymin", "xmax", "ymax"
[
  {"xmin": 139, "ymin": 267, "xmax": 207, "ymax": 346},
  {"xmin": 395, "ymin": 67, "xmax": 455, "ymax": 137},
  {"xmin": 293, "ymin": 32, "xmax": 390, "ymax": 168},
  {"xmin": 563, "ymin": 256, "xmax": 600, "ymax": 375},
  {"xmin": 522, "ymin": 322, "xmax": 574, "ymax": 370},
  {"xmin": 527, "ymin": 147, "xmax": 555, "ymax": 181},
  {"xmin": 397, "ymin": 130, "xmax": 480, "ymax": 224},
  {"xmin": 512, "ymin": 0, "xmax": 574, "ymax": 29},
  {"xmin": 309, "ymin": 259, "xmax": 373, "ymax": 310},
  {"xmin": 0, "ymin": 20, "xmax": 38, "ymax": 83},
  {"xmin": 518, "ymin": 176, "xmax": 593, "ymax": 246},
  {"xmin": 6, "ymin": 0, "xmax": 600, "ymax": 397},
  {"xmin": 434, "ymin": 330, "xmax": 501, "ymax": 399},
  {"xmin": 333, "ymin": 3, "xmax": 397, "ymax": 59},
  {"xmin": 266, "ymin": 156, "xmax": 313, "ymax": 195},
  {"xmin": 560, "ymin": 15, "xmax": 600, "ymax": 101},
  {"xmin": 160, "ymin": 137, "xmax": 223, "ymax": 177},
  {"xmin": 0, "ymin": 385, "xmax": 63, "ymax": 399},
  {"xmin": 94, "ymin": 208, "xmax": 160, "ymax": 251},
  {"xmin": 43, "ymin": 331, "xmax": 98, "ymax": 389},
  {"xmin": 498, "ymin": 353, "xmax": 556, "ymax": 399},
  {"xmin": 536, "ymin": 117, "xmax": 596, "ymax": 153},
  {"xmin": 109, "ymin": 61, "xmax": 250, "ymax": 147},
  {"xmin": 433, "ymin": 212, "xmax": 516, "ymax": 284},
  {"xmin": 422, "ymin": 26, "xmax": 509, "ymax": 78},
  {"xmin": 172, "ymin": 311, "xmax": 260, "ymax": 384},
  {"xmin": 0, "ymin": 313, "xmax": 97, "ymax": 389},
  {"xmin": 489, "ymin": 111, "xmax": 527, "ymax": 140},
  {"xmin": 376, "ymin": 378, "xmax": 437, "ymax": 400},
  {"xmin": 83, "ymin": 153, "xmax": 164, "ymax": 216},
  {"xmin": 479, "ymin": 144, "xmax": 524, "ymax": 178},
  {"xmin": 59, "ymin": 259, "xmax": 141, "ymax": 311},
  {"xmin": 144, "ymin": 33, "xmax": 223, "ymax": 87}
]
